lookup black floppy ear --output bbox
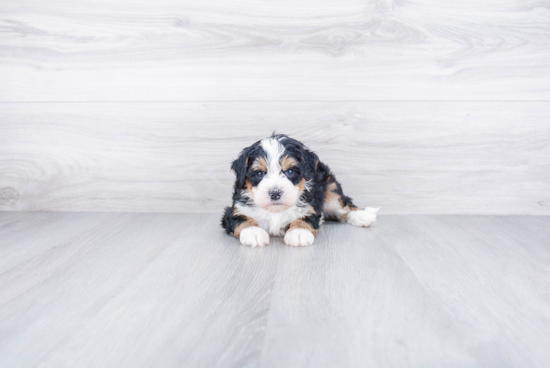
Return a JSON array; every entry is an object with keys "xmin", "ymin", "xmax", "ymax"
[
  {"xmin": 302, "ymin": 147, "xmax": 319, "ymax": 180},
  {"xmin": 231, "ymin": 147, "xmax": 251, "ymax": 188}
]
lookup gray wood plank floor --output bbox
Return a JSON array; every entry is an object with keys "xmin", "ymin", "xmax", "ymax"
[{"xmin": 0, "ymin": 212, "xmax": 549, "ymax": 367}]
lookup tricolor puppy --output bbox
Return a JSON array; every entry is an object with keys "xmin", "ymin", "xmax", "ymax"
[{"xmin": 221, "ymin": 134, "xmax": 379, "ymax": 247}]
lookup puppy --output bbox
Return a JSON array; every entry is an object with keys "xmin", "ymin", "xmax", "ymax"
[{"xmin": 221, "ymin": 134, "xmax": 378, "ymax": 247}]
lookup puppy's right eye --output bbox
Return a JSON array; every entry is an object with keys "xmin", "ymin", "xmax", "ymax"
[{"xmin": 256, "ymin": 171, "xmax": 265, "ymax": 178}]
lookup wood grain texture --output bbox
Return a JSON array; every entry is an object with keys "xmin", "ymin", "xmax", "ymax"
[
  {"xmin": 1, "ymin": 0, "xmax": 549, "ymax": 101},
  {"xmin": 0, "ymin": 212, "xmax": 549, "ymax": 367},
  {"xmin": 1, "ymin": 102, "xmax": 549, "ymax": 214}
]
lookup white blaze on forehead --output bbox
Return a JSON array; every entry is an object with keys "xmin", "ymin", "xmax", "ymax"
[{"xmin": 260, "ymin": 137, "xmax": 285, "ymax": 176}]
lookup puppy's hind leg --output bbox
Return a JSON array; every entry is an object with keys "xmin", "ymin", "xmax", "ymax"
[
  {"xmin": 322, "ymin": 180, "xmax": 379, "ymax": 227},
  {"xmin": 346, "ymin": 206, "xmax": 379, "ymax": 227}
]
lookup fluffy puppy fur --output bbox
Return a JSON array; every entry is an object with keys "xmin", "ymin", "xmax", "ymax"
[{"xmin": 221, "ymin": 134, "xmax": 379, "ymax": 247}]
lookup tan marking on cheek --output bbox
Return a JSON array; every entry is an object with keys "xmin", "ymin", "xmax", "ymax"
[
  {"xmin": 289, "ymin": 219, "xmax": 317, "ymax": 236},
  {"xmin": 281, "ymin": 155, "xmax": 298, "ymax": 171},
  {"xmin": 234, "ymin": 217, "xmax": 259, "ymax": 237},
  {"xmin": 298, "ymin": 178, "xmax": 306, "ymax": 191},
  {"xmin": 245, "ymin": 179, "xmax": 252, "ymax": 192},
  {"xmin": 251, "ymin": 157, "xmax": 268, "ymax": 172}
]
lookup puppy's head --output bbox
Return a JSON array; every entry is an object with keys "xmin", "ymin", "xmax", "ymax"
[{"xmin": 231, "ymin": 134, "xmax": 318, "ymax": 213}]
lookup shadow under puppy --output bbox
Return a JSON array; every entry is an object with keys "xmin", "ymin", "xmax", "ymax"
[{"xmin": 221, "ymin": 134, "xmax": 379, "ymax": 247}]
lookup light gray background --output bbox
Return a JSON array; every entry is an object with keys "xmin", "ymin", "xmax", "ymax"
[
  {"xmin": 1, "ymin": 2, "xmax": 550, "ymax": 367},
  {"xmin": 1, "ymin": 0, "xmax": 549, "ymax": 214}
]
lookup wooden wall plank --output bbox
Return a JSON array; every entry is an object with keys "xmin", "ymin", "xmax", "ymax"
[
  {"xmin": 0, "ymin": 101, "xmax": 548, "ymax": 214},
  {"xmin": 1, "ymin": 0, "xmax": 549, "ymax": 101}
]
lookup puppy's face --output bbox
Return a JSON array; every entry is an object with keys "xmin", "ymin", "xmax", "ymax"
[{"xmin": 232, "ymin": 135, "xmax": 316, "ymax": 213}]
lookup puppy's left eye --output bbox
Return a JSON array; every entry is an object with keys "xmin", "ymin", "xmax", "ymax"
[{"xmin": 284, "ymin": 169, "xmax": 295, "ymax": 176}]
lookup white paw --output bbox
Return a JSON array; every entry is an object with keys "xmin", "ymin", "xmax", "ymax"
[
  {"xmin": 347, "ymin": 207, "xmax": 379, "ymax": 227},
  {"xmin": 240, "ymin": 226, "xmax": 270, "ymax": 247},
  {"xmin": 284, "ymin": 228, "xmax": 315, "ymax": 247}
]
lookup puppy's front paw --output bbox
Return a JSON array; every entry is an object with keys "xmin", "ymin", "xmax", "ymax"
[
  {"xmin": 347, "ymin": 207, "xmax": 379, "ymax": 227},
  {"xmin": 284, "ymin": 228, "xmax": 314, "ymax": 247},
  {"xmin": 240, "ymin": 226, "xmax": 270, "ymax": 247}
]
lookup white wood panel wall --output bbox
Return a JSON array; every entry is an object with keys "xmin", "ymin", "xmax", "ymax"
[
  {"xmin": 1, "ymin": 0, "xmax": 549, "ymax": 214},
  {"xmin": 1, "ymin": 0, "xmax": 550, "ymax": 101},
  {"xmin": 1, "ymin": 102, "xmax": 548, "ymax": 214}
]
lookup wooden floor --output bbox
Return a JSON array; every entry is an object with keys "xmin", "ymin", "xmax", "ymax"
[{"xmin": 0, "ymin": 212, "xmax": 549, "ymax": 367}]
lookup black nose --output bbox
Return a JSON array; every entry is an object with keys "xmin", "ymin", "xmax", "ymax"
[{"xmin": 269, "ymin": 189, "xmax": 282, "ymax": 201}]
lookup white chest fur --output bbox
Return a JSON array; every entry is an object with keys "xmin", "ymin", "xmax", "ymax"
[{"xmin": 235, "ymin": 203, "xmax": 313, "ymax": 236}]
